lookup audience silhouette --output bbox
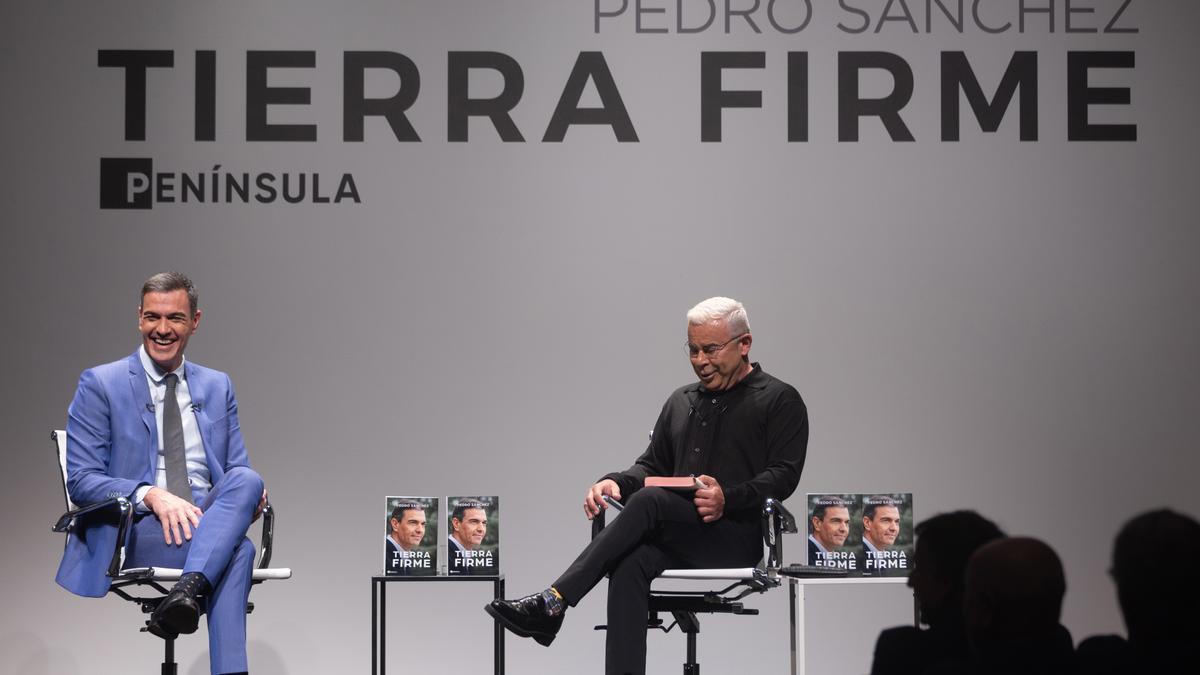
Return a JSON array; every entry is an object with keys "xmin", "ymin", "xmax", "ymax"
[
  {"xmin": 956, "ymin": 536, "xmax": 1076, "ymax": 674},
  {"xmin": 868, "ymin": 507, "xmax": 1200, "ymax": 675},
  {"xmin": 1076, "ymin": 509, "xmax": 1200, "ymax": 675},
  {"xmin": 869, "ymin": 511, "xmax": 1005, "ymax": 675}
]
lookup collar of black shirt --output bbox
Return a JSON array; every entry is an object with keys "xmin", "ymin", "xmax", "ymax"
[{"xmin": 684, "ymin": 362, "xmax": 767, "ymax": 397}]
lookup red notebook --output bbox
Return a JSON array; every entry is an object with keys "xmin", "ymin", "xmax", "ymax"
[{"xmin": 645, "ymin": 476, "xmax": 706, "ymax": 491}]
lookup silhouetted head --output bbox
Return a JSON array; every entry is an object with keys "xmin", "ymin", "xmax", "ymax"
[
  {"xmin": 1111, "ymin": 509, "xmax": 1200, "ymax": 644},
  {"xmin": 964, "ymin": 537, "xmax": 1066, "ymax": 643},
  {"xmin": 907, "ymin": 510, "xmax": 1005, "ymax": 628}
]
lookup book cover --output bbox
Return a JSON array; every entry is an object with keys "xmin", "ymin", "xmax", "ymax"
[
  {"xmin": 806, "ymin": 494, "xmax": 861, "ymax": 571},
  {"xmin": 644, "ymin": 476, "xmax": 705, "ymax": 491},
  {"xmin": 384, "ymin": 496, "xmax": 438, "ymax": 576},
  {"xmin": 857, "ymin": 493, "xmax": 914, "ymax": 577},
  {"xmin": 447, "ymin": 495, "xmax": 499, "ymax": 576}
]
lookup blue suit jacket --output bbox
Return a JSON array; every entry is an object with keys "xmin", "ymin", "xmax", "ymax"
[{"xmin": 56, "ymin": 351, "xmax": 251, "ymax": 597}]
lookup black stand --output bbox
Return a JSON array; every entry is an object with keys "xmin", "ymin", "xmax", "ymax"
[
  {"xmin": 371, "ymin": 575, "xmax": 505, "ymax": 675},
  {"xmin": 652, "ymin": 594, "xmax": 758, "ymax": 675},
  {"xmin": 160, "ymin": 636, "xmax": 176, "ymax": 675}
]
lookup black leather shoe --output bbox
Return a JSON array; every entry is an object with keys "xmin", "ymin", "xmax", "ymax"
[
  {"xmin": 485, "ymin": 593, "xmax": 564, "ymax": 646},
  {"xmin": 147, "ymin": 572, "xmax": 210, "ymax": 639}
]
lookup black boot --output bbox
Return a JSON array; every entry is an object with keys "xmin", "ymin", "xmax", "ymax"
[
  {"xmin": 485, "ymin": 591, "xmax": 564, "ymax": 646},
  {"xmin": 147, "ymin": 572, "xmax": 211, "ymax": 639}
]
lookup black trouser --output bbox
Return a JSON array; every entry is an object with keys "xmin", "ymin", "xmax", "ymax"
[{"xmin": 552, "ymin": 487, "xmax": 761, "ymax": 675}]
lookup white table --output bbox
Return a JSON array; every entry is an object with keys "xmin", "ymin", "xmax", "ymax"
[{"xmin": 787, "ymin": 576, "xmax": 915, "ymax": 675}]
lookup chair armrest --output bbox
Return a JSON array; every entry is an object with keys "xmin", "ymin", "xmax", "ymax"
[
  {"xmin": 762, "ymin": 498, "xmax": 797, "ymax": 571},
  {"xmin": 591, "ymin": 495, "xmax": 797, "ymax": 570},
  {"xmin": 51, "ymin": 496, "xmax": 135, "ymax": 579},
  {"xmin": 590, "ymin": 507, "xmax": 607, "ymax": 540},
  {"xmin": 763, "ymin": 498, "xmax": 797, "ymax": 533},
  {"xmin": 52, "ymin": 497, "xmax": 128, "ymax": 533},
  {"xmin": 258, "ymin": 501, "xmax": 276, "ymax": 569}
]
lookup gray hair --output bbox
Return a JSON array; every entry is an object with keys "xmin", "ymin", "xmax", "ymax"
[
  {"xmin": 686, "ymin": 297, "xmax": 750, "ymax": 336},
  {"xmin": 141, "ymin": 272, "xmax": 198, "ymax": 315}
]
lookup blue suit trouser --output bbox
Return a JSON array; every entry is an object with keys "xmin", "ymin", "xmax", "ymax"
[{"xmin": 127, "ymin": 466, "xmax": 263, "ymax": 675}]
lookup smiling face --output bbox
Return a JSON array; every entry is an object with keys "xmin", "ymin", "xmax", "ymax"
[
  {"xmin": 687, "ymin": 319, "xmax": 752, "ymax": 392},
  {"xmin": 453, "ymin": 508, "xmax": 487, "ymax": 549},
  {"xmin": 864, "ymin": 506, "xmax": 902, "ymax": 548},
  {"xmin": 812, "ymin": 506, "xmax": 851, "ymax": 549},
  {"xmin": 390, "ymin": 509, "xmax": 427, "ymax": 551},
  {"xmin": 139, "ymin": 289, "xmax": 201, "ymax": 373}
]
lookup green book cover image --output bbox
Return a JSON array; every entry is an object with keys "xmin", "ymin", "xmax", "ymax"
[
  {"xmin": 807, "ymin": 492, "xmax": 915, "ymax": 577},
  {"xmin": 858, "ymin": 493, "xmax": 914, "ymax": 578},
  {"xmin": 384, "ymin": 496, "xmax": 439, "ymax": 576},
  {"xmin": 447, "ymin": 495, "xmax": 499, "ymax": 576},
  {"xmin": 806, "ymin": 494, "xmax": 861, "ymax": 571}
]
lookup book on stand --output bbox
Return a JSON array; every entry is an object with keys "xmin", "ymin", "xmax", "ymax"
[
  {"xmin": 857, "ymin": 493, "xmax": 914, "ymax": 577},
  {"xmin": 806, "ymin": 492, "xmax": 914, "ymax": 577},
  {"xmin": 806, "ymin": 493, "xmax": 861, "ymax": 571},
  {"xmin": 384, "ymin": 496, "xmax": 438, "ymax": 576},
  {"xmin": 447, "ymin": 495, "xmax": 499, "ymax": 576}
]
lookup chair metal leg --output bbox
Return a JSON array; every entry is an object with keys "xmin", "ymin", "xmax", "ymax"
[
  {"xmin": 789, "ymin": 580, "xmax": 798, "ymax": 675},
  {"xmin": 161, "ymin": 636, "xmax": 177, "ymax": 675},
  {"xmin": 674, "ymin": 611, "xmax": 700, "ymax": 675},
  {"xmin": 683, "ymin": 630, "xmax": 699, "ymax": 675}
]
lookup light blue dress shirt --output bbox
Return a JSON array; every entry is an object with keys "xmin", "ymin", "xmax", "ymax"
[{"xmin": 134, "ymin": 346, "xmax": 212, "ymax": 508}]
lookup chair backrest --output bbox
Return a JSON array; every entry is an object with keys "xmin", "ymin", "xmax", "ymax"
[{"xmin": 53, "ymin": 430, "xmax": 78, "ymax": 512}]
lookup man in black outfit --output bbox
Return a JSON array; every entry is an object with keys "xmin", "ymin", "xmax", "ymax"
[{"xmin": 486, "ymin": 297, "xmax": 808, "ymax": 675}]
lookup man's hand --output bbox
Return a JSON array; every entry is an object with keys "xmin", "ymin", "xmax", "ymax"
[
  {"xmin": 584, "ymin": 479, "xmax": 622, "ymax": 520},
  {"xmin": 252, "ymin": 488, "xmax": 268, "ymax": 523},
  {"xmin": 144, "ymin": 487, "xmax": 204, "ymax": 545},
  {"xmin": 693, "ymin": 475, "xmax": 725, "ymax": 523}
]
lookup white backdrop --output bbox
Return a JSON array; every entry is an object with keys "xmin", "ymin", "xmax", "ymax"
[{"xmin": 2, "ymin": 1, "xmax": 1197, "ymax": 673}]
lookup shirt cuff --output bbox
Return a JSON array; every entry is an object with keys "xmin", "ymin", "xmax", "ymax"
[
  {"xmin": 134, "ymin": 484, "xmax": 152, "ymax": 512},
  {"xmin": 723, "ymin": 485, "xmax": 748, "ymax": 511}
]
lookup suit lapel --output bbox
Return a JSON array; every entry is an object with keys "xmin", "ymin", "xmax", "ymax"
[
  {"xmin": 186, "ymin": 362, "xmax": 221, "ymax": 478},
  {"xmin": 127, "ymin": 351, "xmax": 158, "ymax": 479}
]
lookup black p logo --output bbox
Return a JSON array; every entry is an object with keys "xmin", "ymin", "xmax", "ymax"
[{"xmin": 100, "ymin": 158, "xmax": 153, "ymax": 209}]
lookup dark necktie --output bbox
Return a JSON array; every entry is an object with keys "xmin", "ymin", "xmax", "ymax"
[{"xmin": 162, "ymin": 373, "xmax": 193, "ymax": 503}]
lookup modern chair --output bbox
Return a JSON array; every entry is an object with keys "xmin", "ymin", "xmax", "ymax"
[
  {"xmin": 50, "ymin": 430, "xmax": 292, "ymax": 675},
  {"xmin": 592, "ymin": 495, "xmax": 845, "ymax": 675}
]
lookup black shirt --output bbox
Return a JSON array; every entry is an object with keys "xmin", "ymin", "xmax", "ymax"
[{"xmin": 603, "ymin": 363, "xmax": 808, "ymax": 519}]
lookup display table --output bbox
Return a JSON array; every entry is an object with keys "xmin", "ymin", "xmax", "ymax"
[
  {"xmin": 788, "ymin": 576, "xmax": 914, "ymax": 675},
  {"xmin": 371, "ymin": 574, "xmax": 505, "ymax": 674}
]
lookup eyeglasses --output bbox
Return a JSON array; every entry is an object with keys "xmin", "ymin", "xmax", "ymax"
[{"xmin": 686, "ymin": 334, "xmax": 747, "ymax": 358}]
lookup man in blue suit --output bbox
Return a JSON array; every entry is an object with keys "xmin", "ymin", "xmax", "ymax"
[{"xmin": 55, "ymin": 272, "xmax": 265, "ymax": 675}]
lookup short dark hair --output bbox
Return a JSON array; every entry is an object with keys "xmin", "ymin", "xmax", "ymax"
[
  {"xmin": 909, "ymin": 510, "xmax": 1005, "ymax": 628},
  {"xmin": 964, "ymin": 537, "xmax": 1065, "ymax": 639},
  {"xmin": 914, "ymin": 510, "xmax": 1005, "ymax": 583},
  {"xmin": 390, "ymin": 500, "xmax": 424, "ymax": 521},
  {"xmin": 1112, "ymin": 508, "xmax": 1200, "ymax": 641},
  {"xmin": 863, "ymin": 495, "xmax": 901, "ymax": 521},
  {"xmin": 812, "ymin": 496, "xmax": 850, "ymax": 522},
  {"xmin": 451, "ymin": 499, "xmax": 487, "ymax": 523},
  {"xmin": 141, "ymin": 272, "xmax": 198, "ymax": 315}
]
